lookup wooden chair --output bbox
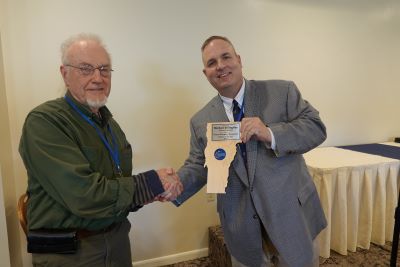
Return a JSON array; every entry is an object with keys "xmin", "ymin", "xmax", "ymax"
[{"xmin": 17, "ymin": 193, "xmax": 28, "ymax": 236}]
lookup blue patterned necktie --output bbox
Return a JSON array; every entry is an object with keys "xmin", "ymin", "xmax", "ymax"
[
  {"xmin": 232, "ymin": 99, "xmax": 243, "ymax": 122},
  {"xmin": 233, "ymin": 100, "xmax": 247, "ymax": 165}
]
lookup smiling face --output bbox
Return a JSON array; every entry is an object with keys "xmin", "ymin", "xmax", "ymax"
[
  {"xmin": 202, "ymin": 38, "xmax": 243, "ymax": 98},
  {"xmin": 60, "ymin": 39, "xmax": 111, "ymax": 112}
]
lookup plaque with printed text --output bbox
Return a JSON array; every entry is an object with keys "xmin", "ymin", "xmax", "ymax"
[
  {"xmin": 211, "ymin": 123, "xmax": 240, "ymax": 141},
  {"xmin": 205, "ymin": 122, "xmax": 241, "ymax": 193}
]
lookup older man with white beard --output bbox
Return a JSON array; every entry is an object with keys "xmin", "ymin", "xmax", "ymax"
[{"xmin": 19, "ymin": 33, "xmax": 182, "ymax": 267}]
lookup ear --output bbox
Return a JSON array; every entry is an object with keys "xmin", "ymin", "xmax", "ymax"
[
  {"xmin": 60, "ymin": 65, "xmax": 69, "ymax": 87},
  {"xmin": 237, "ymin": 54, "xmax": 242, "ymax": 67},
  {"xmin": 60, "ymin": 65, "xmax": 67, "ymax": 79}
]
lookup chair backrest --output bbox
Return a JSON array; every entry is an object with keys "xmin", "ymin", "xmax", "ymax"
[{"xmin": 17, "ymin": 193, "xmax": 28, "ymax": 236}]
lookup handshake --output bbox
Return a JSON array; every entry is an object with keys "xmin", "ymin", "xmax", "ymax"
[{"xmin": 155, "ymin": 168, "xmax": 183, "ymax": 202}]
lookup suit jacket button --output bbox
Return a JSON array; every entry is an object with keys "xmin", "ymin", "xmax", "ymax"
[
  {"xmin": 250, "ymin": 186, "xmax": 254, "ymax": 192},
  {"xmin": 253, "ymin": 214, "xmax": 258, "ymax": 219}
]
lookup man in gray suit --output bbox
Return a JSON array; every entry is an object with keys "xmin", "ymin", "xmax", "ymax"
[{"xmin": 173, "ymin": 36, "xmax": 327, "ymax": 267}]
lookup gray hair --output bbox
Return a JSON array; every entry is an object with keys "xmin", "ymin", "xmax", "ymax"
[{"xmin": 60, "ymin": 33, "xmax": 111, "ymax": 64}]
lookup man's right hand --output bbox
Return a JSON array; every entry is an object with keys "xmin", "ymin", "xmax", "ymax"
[{"xmin": 156, "ymin": 168, "xmax": 183, "ymax": 201}]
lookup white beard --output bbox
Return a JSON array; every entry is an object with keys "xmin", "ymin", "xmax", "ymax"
[{"xmin": 87, "ymin": 96, "xmax": 108, "ymax": 110}]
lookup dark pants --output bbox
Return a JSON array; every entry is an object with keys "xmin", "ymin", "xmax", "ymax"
[{"xmin": 32, "ymin": 219, "xmax": 132, "ymax": 267}]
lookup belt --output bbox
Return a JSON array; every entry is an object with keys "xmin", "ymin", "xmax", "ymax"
[{"xmin": 76, "ymin": 223, "xmax": 116, "ymax": 239}]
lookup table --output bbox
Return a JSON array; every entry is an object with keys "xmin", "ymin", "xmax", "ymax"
[{"xmin": 304, "ymin": 142, "xmax": 400, "ymax": 258}]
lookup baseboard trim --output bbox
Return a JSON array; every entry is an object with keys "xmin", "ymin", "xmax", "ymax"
[{"xmin": 132, "ymin": 248, "xmax": 208, "ymax": 267}]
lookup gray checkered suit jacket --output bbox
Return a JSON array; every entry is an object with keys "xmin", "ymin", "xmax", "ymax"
[{"xmin": 175, "ymin": 79, "xmax": 327, "ymax": 267}]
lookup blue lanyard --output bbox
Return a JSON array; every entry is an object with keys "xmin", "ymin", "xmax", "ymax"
[{"xmin": 64, "ymin": 96, "xmax": 122, "ymax": 176}]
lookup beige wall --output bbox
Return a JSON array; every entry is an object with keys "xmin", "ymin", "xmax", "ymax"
[
  {"xmin": 0, "ymin": 166, "xmax": 11, "ymax": 267},
  {"xmin": 0, "ymin": 31, "xmax": 11, "ymax": 267},
  {"xmin": 1, "ymin": 0, "xmax": 400, "ymax": 266},
  {"xmin": 0, "ymin": 28, "xmax": 24, "ymax": 267}
]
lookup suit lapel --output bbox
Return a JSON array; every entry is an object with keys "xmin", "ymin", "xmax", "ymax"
[
  {"xmin": 209, "ymin": 96, "xmax": 228, "ymax": 122},
  {"xmin": 209, "ymin": 96, "xmax": 249, "ymax": 187},
  {"xmin": 243, "ymin": 80, "xmax": 259, "ymax": 185}
]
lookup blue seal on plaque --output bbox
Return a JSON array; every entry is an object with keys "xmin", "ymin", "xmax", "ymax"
[{"xmin": 214, "ymin": 148, "xmax": 226, "ymax": 160}]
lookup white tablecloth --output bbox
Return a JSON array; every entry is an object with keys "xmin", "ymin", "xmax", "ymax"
[{"xmin": 304, "ymin": 142, "xmax": 400, "ymax": 258}]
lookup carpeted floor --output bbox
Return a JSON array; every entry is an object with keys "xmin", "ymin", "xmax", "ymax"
[
  {"xmin": 161, "ymin": 241, "xmax": 397, "ymax": 266},
  {"xmin": 161, "ymin": 257, "xmax": 212, "ymax": 267},
  {"xmin": 319, "ymin": 242, "xmax": 393, "ymax": 266}
]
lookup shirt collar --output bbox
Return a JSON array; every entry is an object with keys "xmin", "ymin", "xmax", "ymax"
[
  {"xmin": 64, "ymin": 91, "xmax": 112, "ymax": 126},
  {"xmin": 219, "ymin": 78, "xmax": 245, "ymax": 110}
]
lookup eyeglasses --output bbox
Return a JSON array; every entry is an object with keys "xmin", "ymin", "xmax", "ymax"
[{"xmin": 65, "ymin": 64, "xmax": 114, "ymax": 77}]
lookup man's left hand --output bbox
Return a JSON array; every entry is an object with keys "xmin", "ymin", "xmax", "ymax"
[{"xmin": 240, "ymin": 117, "xmax": 271, "ymax": 143}]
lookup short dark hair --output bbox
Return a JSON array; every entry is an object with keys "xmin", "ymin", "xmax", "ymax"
[{"xmin": 201, "ymin": 35, "xmax": 235, "ymax": 52}]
